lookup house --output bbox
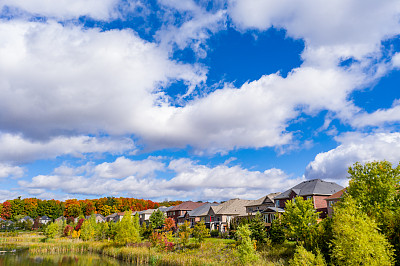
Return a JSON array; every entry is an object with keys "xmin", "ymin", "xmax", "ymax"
[
  {"xmin": 157, "ymin": 206, "xmax": 174, "ymax": 214},
  {"xmin": 106, "ymin": 211, "xmax": 138, "ymax": 222},
  {"xmin": 245, "ymin": 192, "xmax": 281, "ymax": 215},
  {"xmin": 325, "ymin": 189, "xmax": 346, "ymax": 217},
  {"xmin": 274, "ymin": 179, "xmax": 344, "ymax": 218},
  {"xmin": 260, "ymin": 207, "xmax": 285, "ymax": 226},
  {"xmin": 18, "ymin": 216, "xmax": 34, "ymax": 224},
  {"xmin": 85, "ymin": 214, "xmax": 106, "ymax": 223},
  {"xmin": 167, "ymin": 201, "xmax": 206, "ymax": 225},
  {"xmin": 139, "ymin": 209, "xmax": 157, "ymax": 225},
  {"xmin": 206, "ymin": 198, "xmax": 253, "ymax": 232},
  {"xmin": 55, "ymin": 216, "xmax": 66, "ymax": 223},
  {"xmin": 39, "ymin": 215, "xmax": 52, "ymax": 225},
  {"xmin": 181, "ymin": 203, "xmax": 220, "ymax": 227}
]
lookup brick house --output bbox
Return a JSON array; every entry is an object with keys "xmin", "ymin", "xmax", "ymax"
[
  {"xmin": 274, "ymin": 179, "xmax": 344, "ymax": 218},
  {"xmin": 166, "ymin": 201, "xmax": 206, "ymax": 225},
  {"xmin": 325, "ymin": 189, "xmax": 346, "ymax": 217}
]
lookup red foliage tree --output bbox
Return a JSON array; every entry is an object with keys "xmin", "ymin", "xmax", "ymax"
[{"xmin": 1, "ymin": 201, "xmax": 12, "ymax": 220}]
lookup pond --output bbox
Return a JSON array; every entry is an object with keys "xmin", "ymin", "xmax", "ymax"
[{"xmin": 0, "ymin": 246, "xmax": 130, "ymax": 266}]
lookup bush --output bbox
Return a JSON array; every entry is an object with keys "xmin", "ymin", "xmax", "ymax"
[
  {"xmin": 236, "ymin": 224, "xmax": 259, "ymax": 264},
  {"xmin": 44, "ymin": 222, "xmax": 59, "ymax": 239},
  {"xmin": 289, "ymin": 245, "xmax": 326, "ymax": 266},
  {"xmin": 210, "ymin": 229, "xmax": 220, "ymax": 238},
  {"xmin": 269, "ymin": 219, "xmax": 285, "ymax": 244},
  {"xmin": 64, "ymin": 224, "xmax": 73, "ymax": 237}
]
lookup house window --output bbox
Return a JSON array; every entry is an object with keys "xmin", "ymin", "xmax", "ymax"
[
  {"xmin": 328, "ymin": 201, "xmax": 334, "ymax": 207},
  {"xmin": 306, "ymin": 196, "xmax": 312, "ymax": 200},
  {"xmin": 275, "ymin": 200, "xmax": 280, "ymax": 207}
]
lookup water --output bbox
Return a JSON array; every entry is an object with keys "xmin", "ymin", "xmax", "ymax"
[{"xmin": 0, "ymin": 247, "xmax": 129, "ymax": 266}]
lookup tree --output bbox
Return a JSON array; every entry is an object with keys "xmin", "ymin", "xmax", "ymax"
[
  {"xmin": 163, "ymin": 217, "xmax": 176, "ymax": 232},
  {"xmin": 192, "ymin": 221, "xmax": 210, "ymax": 244},
  {"xmin": 115, "ymin": 210, "xmax": 140, "ymax": 245},
  {"xmin": 178, "ymin": 221, "xmax": 192, "ymax": 248},
  {"xmin": 269, "ymin": 218, "xmax": 285, "ymax": 244},
  {"xmin": 281, "ymin": 196, "xmax": 319, "ymax": 249},
  {"xmin": 44, "ymin": 222, "xmax": 59, "ymax": 239},
  {"xmin": 248, "ymin": 212, "xmax": 268, "ymax": 246},
  {"xmin": 80, "ymin": 220, "xmax": 96, "ymax": 241},
  {"xmin": 331, "ymin": 196, "xmax": 394, "ymax": 265},
  {"xmin": 149, "ymin": 209, "xmax": 164, "ymax": 229},
  {"xmin": 235, "ymin": 224, "xmax": 259, "ymax": 264},
  {"xmin": 347, "ymin": 161, "xmax": 400, "ymax": 217}
]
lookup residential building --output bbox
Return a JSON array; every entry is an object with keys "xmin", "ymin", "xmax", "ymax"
[
  {"xmin": 18, "ymin": 216, "xmax": 34, "ymax": 224},
  {"xmin": 325, "ymin": 189, "xmax": 346, "ymax": 217},
  {"xmin": 274, "ymin": 179, "xmax": 344, "ymax": 218},
  {"xmin": 245, "ymin": 192, "xmax": 281, "ymax": 215},
  {"xmin": 139, "ymin": 209, "xmax": 157, "ymax": 225},
  {"xmin": 167, "ymin": 201, "xmax": 206, "ymax": 225},
  {"xmin": 206, "ymin": 198, "xmax": 253, "ymax": 232},
  {"xmin": 39, "ymin": 215, "xmax": 52, "ymax": 225},
  {"xmin": 85, "ymin": 214, "xmax": 106, "ymax": 223},
  {"xmin": 180, "ymin": 203, "xmax": 220, "ymax": 226},
  {"xmin": 55, "ymin": 216, "xmax": 66, "ymax": 223}
]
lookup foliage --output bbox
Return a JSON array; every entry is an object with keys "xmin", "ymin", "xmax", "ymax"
[
  {"xmin": 331, "ymin": 196, "xmax": 394, "ymax": 265},
  {"xmin": 178, "ymin": 221, "xmax": 192, "ymax": 248},
  {"xmin": 163, "ymin": 217, "xmax": 175, "ymax": 232},
  {"xmin": 80, "ymin": 219, "xmax": 96, "ymax": 241},
  {"xmin": 64, "ymin": 225, "xmax": 73, "ymax": 236},
  {"xmin": 150, "ymin": 230, "xmax": 175, "ymax": 251},
  {"xmin": 115, "ymin": 210, "xmax": 141, "ymax": 245},
  {"xmin": 192, "ymin": 221, "xmax": 210, "ymax": 243},
  {"xmin": 281, "ymin": 196, "xmax": 319, "ymax": 249},
  {"xmin": 248, "ymin": 212, "xmax": 268, "ymax": 246},
  {"xmin": 347, "ymin": 160, "xmax": 400, "ymax": 217},
  {"xmin": 210, "ymin": 229, "xmax": 220, "ymax": 237},
  {"xmin": 75, "ymin": 218, "xmax": 84, "ymax": 231},
  {"xmin": 269, "ymin": 218, "xmax": 285, "ymax": 244},
  {"xmin": 149, "ymin": 209, "xmax": 164, "ymax": 229},
  {"xmin": 314, "ymin": 217, "xmax": 333, "ymax": 262},
  {"xmin": 235, "ymin": 224, "xmax": 259, "ymax": 264},
  {"xmin": 140, "ymin": 222, "xmax": 153, "ymax": 239},
  {"xmin": 289, "ymin": 245, "xmax": 326, "ymax": 266},
  {"xmin": 44, "ymin": 222, "xmax": 59, "ymax": 239}
]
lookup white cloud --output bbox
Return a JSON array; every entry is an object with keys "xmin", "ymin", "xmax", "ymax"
[
  {"xmin": 0, "ymin": 164, "xmax": 24, "ymax": 178},
  {"xmin": 19, "ymin": 157, "xmax": 303, "ymax": 201},
  {"xmin": 305, "ymin": 132, "xmax": 400, "ymax": 181},
  {"xmin": 0, "ymin": 190, "xmax": 21, "ymax": 203},
  {"xmin": 229, "ymin": 0, "xmax": 400, "ymax": 60},
  {"xmin": 0, "ymin": 0, "xmax": 120, "ymax": 20},
  {"xmin": 0, "ymin": 133, "xmax": 135, "ymax": 164}
]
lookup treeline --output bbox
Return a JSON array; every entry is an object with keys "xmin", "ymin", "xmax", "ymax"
[{"xmin": 0, "ymin": 197, "xmax": 182, "ymax": 221}]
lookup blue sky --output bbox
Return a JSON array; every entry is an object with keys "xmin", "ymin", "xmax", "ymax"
[{"xmin": 1, "ymin": 0, "xmax": 400, "ymax": 202}]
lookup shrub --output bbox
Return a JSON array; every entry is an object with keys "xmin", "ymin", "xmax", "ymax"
[
  {"xmin": 193, "ymin": 221, "xmax": 210, "ymax": 243},
  {"xmin": 269, "ymin": 219, "xmax": 285, "ymax": 244},
  {"xmin": 44, "ymin": 222, "xmax": 59, "ymax": 239},
  {"xmin": 289, "ymin": 245, "xmax": 326, "ymax": 266},
  {"xmin": 210, "ymin": 229, "xmax": 220, "ymax": 238},
  {"xmin": 64, "ymin": 225, "xmax": 73, "ymax": 237},
  {"xmin": 235, "ymin": 224, "xmax": 259, "ymax": 264}
]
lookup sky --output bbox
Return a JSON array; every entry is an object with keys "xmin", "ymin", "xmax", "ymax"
[{"xmin": 1, "ymin": 0, "xmax": 400, "ymax": 203}]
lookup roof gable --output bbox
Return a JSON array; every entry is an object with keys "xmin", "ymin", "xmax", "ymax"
[
  {"xmin": 188, "ymin": 203, "xmax": 219, "ymax": 217},
  {"xmin": 169, "ymin": 201, "xmax": 206, "ymax": 211}
]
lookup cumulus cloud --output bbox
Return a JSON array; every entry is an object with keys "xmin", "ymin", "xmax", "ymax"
[
  {"xmin": 19, "ymin": 157, "xmax": 303, "ymax": 201},
  {"xmin": 0, "ymin": 164, "xmax": 24, "ymax": 178},
  {"xmin": 305, "ymin": 132, "xmax": 400, "ymax": 181},
  {"xmin": 0, "ymin": 133, "xmax": 135, "ymax": 164},
  {"xmin": 0, "ymin": 190, "xmax": 21, "ymax": 203},
  {"xmin": 0, "ymin": 0, "xmax": 120, "ymax": 20}
]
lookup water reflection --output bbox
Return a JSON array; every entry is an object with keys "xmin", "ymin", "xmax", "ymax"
[{"xmin": 0, "ymin": 247, "xmax": 129, "ymax": 266}]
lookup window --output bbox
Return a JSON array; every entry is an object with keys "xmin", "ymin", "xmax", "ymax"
[
  {"xmin": 275, "ymin": 200, "xmax": 280, "ymax": 207},
  {"xmin": 306, "ymin": 196, "xmax": 312, "ymax": 200},
  {"xmin": 328, "ymin": 201, "xmax": 334, "ymax": 207}
]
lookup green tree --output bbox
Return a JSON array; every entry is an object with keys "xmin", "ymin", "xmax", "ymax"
[
  {"xmin": 44, "ymin": 222, "xmax": 59, "ymax": 239},
  {"xmin": 289, "ymin": 245, "xmax": 326, "ymax": 266},
  {"xmin": 248, "ymin": 212, "xmax": 268, "ymax": 246},
  {"xmin": 149, "ymin": 209, "xmax": 164, "ymax": 229},
  {"xmin": 235, "ymin": 224, "xmax": 259, "ymax": 264},
  {"xmin": 269, "ymin": 218, "xmax": 285, "ymax": 244},
  {"xmin": 178, "ymin": 221, "xmax": 192, "ymax": 248},
  {"xmin": 331, "ymin": 196, "xmax": 394, "ymax": 265},
  {"xmin": 114, "ymin": 210, "xmax": 140, "ymax": 245},
  {"xmin": 192, "ymin": 221, "xmax": 210, "ymax": 244},
  {"xmin": 281, "ymin": 196, "xmax": 319, "ymax": 249},
  {"xmin": 80, "ymin": 218, "xmax": 96, "ymax": 241},
  {"xmin": 347, "ymin": 160, "xmax": 400, "ymax": 217}
]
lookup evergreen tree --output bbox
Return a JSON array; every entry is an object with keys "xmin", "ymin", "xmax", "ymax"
[
  {"xmin": 149, "ymin": 209, "xmax": 164, "ymax": 229},
  {"xmin": 248, "ymin": 212, "xmax": 268, "ymax": 246}
]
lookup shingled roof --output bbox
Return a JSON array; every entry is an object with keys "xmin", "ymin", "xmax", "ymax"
[
  {"xmin": 324, "ymin": 188, "xmax": 346, "ymax": 201},
  {"xmin": 211, "ymin": 198, "xmax": 254, "ymax": 216},
  {"xmin": 168, "ymin": 201, "xmax": 206, "ymax": 211},
  {"xmin": 274, "ymin": 179, "xmax": 344, "ymax": 199},
  {"xmin": 188, "ymin": 202, "xmax": 219, "ymax": 217},
  {"xmin": 246, "ymin": 192, "xmax": 281, "ymax": 207}
]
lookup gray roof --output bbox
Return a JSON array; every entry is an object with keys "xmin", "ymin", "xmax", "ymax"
[
  {"xmin": 139, "ymin": 209, "xmax": 157, "ymax": 215},
  {"xmin": 158, "ymin": 206, "xmax": 174, "ymax": 212},
  {"xmin": 40, "ymin": 215, "xmax": 51, "ymax": 220},
  {"xmin": 246, "ymin": 192, "xmax": 281, "ymax": 207},
  {"xmin": 211, "ymin": 198, "xmax": 254, "ymax": 216},
  {"xmin": 188, "ymin": 203, "xmax": 219, "ymax": 217},
  {"xmin": 274, "ymin": 179, "xmax": 344, "ymax": 199}
]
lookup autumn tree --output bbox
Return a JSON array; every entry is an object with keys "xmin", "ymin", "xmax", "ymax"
[
  {"xmin": 115, "ymin": 210, "xmax": 140, "ymax": 245},
  {"xmin": 192, "ymin": 221, "xmax": 210, "ymax": 244},
  {"xmin": 178, "ymin": 221, "xmax": 192, "ymax": 248},
  {"xmin": 163, "ymin": 217, "xmax": 176, "ymax": 232}
]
